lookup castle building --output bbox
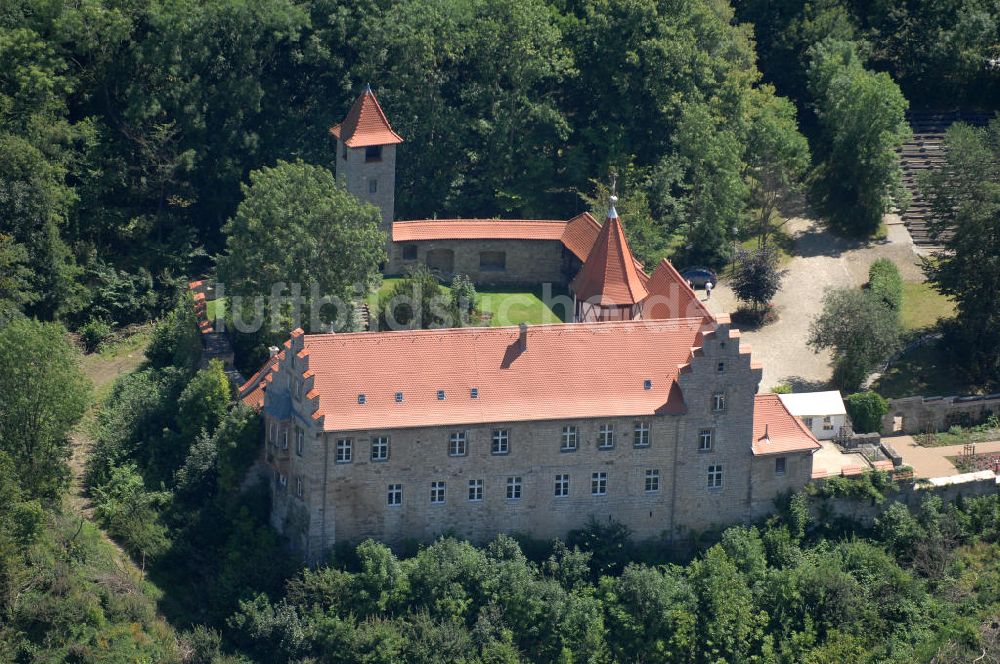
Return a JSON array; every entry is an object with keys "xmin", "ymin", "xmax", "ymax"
[{"xmin": 240, "ymin": 88, "xmax": 821, "ymax": 561}]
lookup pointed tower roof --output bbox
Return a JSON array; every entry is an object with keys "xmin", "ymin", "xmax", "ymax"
[
  {"xmin": 570, "ymin": 197, "xmax": 649, "ymax": 306},
  {"xmin": 330, "ymin": 85, "xmax": 404, "ymax": 148}
]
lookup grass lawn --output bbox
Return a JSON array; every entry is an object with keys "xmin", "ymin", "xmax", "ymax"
[
  {"xmin": 918, "ymin": 423, "xmax": 1000, "ymax": 447},
  {"xmin": 900, "ymin": 281, "xmax": 954, "ymax": 331},
  {"xmin": 205, "ymin": 296, "xmax": 225, "ymax": 321}
]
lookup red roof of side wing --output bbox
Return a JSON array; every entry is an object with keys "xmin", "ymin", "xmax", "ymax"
[
  {"xmin": 643, "ymin": 258, "xmax": 714, "ymax": 322},
  {"xmin": 301, "ymin": 319, "xmax": 707, "ymax": 432},
  {"xmin": 752, "ymin": 394, "xmax": 822, "ymax": 455},
  {"xmin": 330, "ymin": 87, "xmax": 404, "ymax": 148},
  {"xmin": 570, "ymin": 210, "xmax": 649, "ymax": 306}
]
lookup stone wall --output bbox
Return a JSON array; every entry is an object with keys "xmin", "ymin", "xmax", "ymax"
[
  {"xmin": 335, "ymin": 140, "xmax": 396, "ymax": 242},
  {"xmin": 256, "ymin": 322, "xmax": 810, "ymax": 562},
  {"xmin": 881, "ymin": 394, "xmax": 1000, "ymax": 435},
  {"xmin": 386, "ymin": 238, "xmax": 569, "ymax": 286}
]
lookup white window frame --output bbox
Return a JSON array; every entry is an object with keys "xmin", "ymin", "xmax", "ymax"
[
  {"xmin": 295, "ymin": 476, "xmax": 304, "ymax": 498},
  {"xmin": 295, "ymin": 427, "xmax": 304, "ymax": 456},
  {"xmin": 698, "ymin": 428, "xmax": 713, "ymax": 452},
  {"xmin": 491, "ymin": 429, "xmax": 509, "ymax": 455},
  {"xmin": 561, "ymin": 426, "xmax": 578, "ymax": 452},
  {"xmin": 591, "ymin": 471, "xmax": 608, "ymax": 496},
  {"xmin": 468, "ymin": 479, "xmax": 484, "ymax": 502},
  {"xmin": 449, "ymin": 431, "xmax": 467, "ymax": 457},
  {"xmin": 803, "ymin": 417, "xmax": 814, "ymax": 429},
  {"xmin": 708, "ymin": 464, "xmax": 724, "ymax": 489},
  {"xmin": 387, "ymin": 483, "xmax": 402, "ymax": 506},
  {"xmin": 269, "ymin": 421, "xmax": 277, "ymax": 445},
  {"xmin": 554, "ymin": 474, "xmax": 570, "ymax": 498},
  {"xmin": 598, "ymin": 424, "xmax": 615, "ymax": 449},
  {"xmin": 335, "ymin": 438, "xmax": 352, "ymax": 463},
  {"xmin": 371, "ymin": 435, "xmax": 390, "ymax": 462},
  {"xmin": 506, "ymin": 476, "xmax": 522, "ymax": 500},
  {"xmin": 282, "ymin": 428, "xmax": 289, "ymax": 450},
  {"xmin": 633, "ymin": 421, "xmax": 651, "ymax": 448},
  {"xmin": 712, "ymin": 392, "xmax": 726, "ymax": 412},
  {"xmin": 431, "ymin": 481, "xmax": 446, "ymax": 504},
  {"xmin": 822, "ymin": 416, "xmax": 834, "ymax": 431},
  {"xmin": 645, "ymin": 469, "xmax": 660, "ymax": 493}
]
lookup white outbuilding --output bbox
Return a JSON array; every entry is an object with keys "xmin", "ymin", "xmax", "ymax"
[{"xmin": 778, "ymin": 391, "xmax": 848, "ymax": 441}]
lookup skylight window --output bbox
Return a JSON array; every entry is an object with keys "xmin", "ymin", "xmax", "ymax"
[
  {"xmin": 395, "ymin": 392, "xmax": 404, "ymax": 403},
  {"xmin": 643, "ymin": 379, "xmax": 652, "ymax": 390},
  {"xmin": 437, "ymin": 390, "xmax": 446, "ymax": 401},
  {"xmin": 470, "ymin": 388, "xmax": 479, "ymax": 399},
  {"xmin": 358, "ymin": 394, "xmax": 366, "ymax": 405}
]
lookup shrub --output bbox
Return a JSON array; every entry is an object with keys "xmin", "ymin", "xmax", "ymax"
[
  {"xmin": 79, "ymin": 317, "xmax": 113, "ymax": 352},
  {"xmin": 450, "ymin": 274, "xmax": 477, "ymax": 316},
  {"xmin": 772, "ymin": 383, "xmax": 793, "ymax": 394},
  {"xmin": 845, "ymin": 391, "xmax": 889, "ymax": 433},
  {"xmin": 866, "ymin": 258, "xmax": 902, "ymax": 313}
]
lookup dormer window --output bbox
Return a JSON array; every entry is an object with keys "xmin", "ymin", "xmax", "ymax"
[
  {"xmin": 395, "ymin": 392, "xmax": 404, "ymax": 403},
  {"xmin": 358, "ymin": 394, "xmax": 366, "ymax": 405},
  {"xmin": 470, "ymin": 388, "xmax": 479, "ymax": 399},
  {"xmin": 365, "ymin": 145, "xmax": 382, "ymax": 162},
  {"xmin": 643, "ymin": 379, "xmax": 652, "ymax": 390},
  {"xmin": 437, "ymin": 390, "xmax": 445, "ymax": 401}
]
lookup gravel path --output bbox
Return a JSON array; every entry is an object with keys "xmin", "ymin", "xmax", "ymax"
[
  {"xmin": 890, "ymin": 435, "xmax": 1000, "ymax": 478},
  {"xmin": 703, "ymin": 216, "xmax": 923, "ymax": 390}
]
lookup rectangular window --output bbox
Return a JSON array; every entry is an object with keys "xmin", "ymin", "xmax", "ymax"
[
  {"xmin": 296, "ymin": 428, "xmax": 304, "ymax": 456},
  {"xmin": 698, "ymin": 429, "xmax": 713, "ymax": 452},
  {"xmin": 712, "ymin": 392, "xmax": 726, "ymax": 412},
  {"xmin": 365, "ymin": 145, "xmax": 382, "ymax": 162},
  {"xmin": 371, "ymin": 436, "xmax": 389, "ymax": 462},
  {"xmin": 708, "ymin": 464, "xmax": 724, "ymax": 489},
  {"xmin": 431, "ymin": 481, "xmax": 446, "ymax": 504},
  {"xmin": 402, "ymin": 244, "xmax": 418, "ymax": 261},
  {"xmin": 269, "ymin": 421, "xmax": 277, "ymax": 445},
  {"xmin": 468, "ymin": 479, "xmax": 484, "ymax": 502},
  {"xmin": 341, "ymin": 143, "xmax": 347, "ymax": 160},
  {"xmin": 554, "ymin": 474, "xmax": 570, "ymax": 498},
  {"xmin": 633, "ymin": 422, "xmax": 651, "ymax": 447},
  {"xmin": 803, "ymin": 417, "xmax": 814, "ymax": 429},
  {"xmin": 479, "ymin": 251, "xmax": 507, "ymax": 271},
  {"xmin": 279, "ymin": 474, "xmax": 287, "ymax": 491},
  {"xmin": 368, "ymin": 178, "xmax": 378, "ymax": 194},
  {"xmin": 491, "ymin": 429, "xmax": 509, "ymax": 455},
  {"xmin": 775, "ymin": 457, "xmax": 787, "ymax": 476},
  {"xmin": 591, "ymin": 472, "xmax": 608, "ymax": 496},
  {"xmin": 717, "ymin": 362, "xmax": 725, "ymax": 372},
  {"xmin": 295, "ymin": 476, "xmax": 304, "ymax": 499},
  {"xmin": 336, "ymin": 438, "xmax": 352, "ymax": 463},
  {"xmin": 294, "ymin": 380, "xmax": 302, "ymax": 400},
  {"xmin": 645, "ymin": 469, "xmax": 660, "ymax": 493},
  {"xmin": 506, "ymin": 476, "xmax": 522, "ymax": 500},
  {"xmin": 598, "ymin": 424, "xmax": 615, "ymax": 449},
  {"xmin": 822, "ymin": 416, "xmax": 834, "ymax": 431},
  {"xmin": 561, "ymin": 426, "xmax": 578, "ymax": 452},
  {"xmin": 449, "ymin": 431, "xmax": 467, "ymax": 457},
  {"xmin": 387, "ymin": 483, "xmax": 402, "ymax": 506},
  {"xmin": 282, "ymin": 429, "xmax": 289, "ymax": 450}
]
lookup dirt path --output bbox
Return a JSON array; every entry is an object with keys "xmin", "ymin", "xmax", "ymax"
[{"xmin": 704, "ymin": 216, "xmax": 923, "ymax": 390}]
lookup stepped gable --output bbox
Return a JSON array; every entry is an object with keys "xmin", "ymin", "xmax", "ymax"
[
  {"xmin": 643, "ymin": 258, "xmax": 714, "ymax": 322},
  {"xmin": 752, "ymin": 394, "xmax": 821, "ymax": 455},
  {"xmin": 330, "ymin": 85, "xmax": 404, "ymax": 148},
  {"xmin": 569, "ymin": 201, "xmax": 649, "ymax": 306},
  {"xmin": 276, "ymin": 319, "xmax": 709, "ymax": 432}
]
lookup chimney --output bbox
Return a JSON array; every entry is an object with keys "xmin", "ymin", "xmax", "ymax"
[
  {"xmin": 268, "ymin": 346, "xmax": 280, "ymax": 358},
  {"xmin": 762, "ymin": 423, "xmax": 770, "ymax": 444},
  {"xmin": 518, "ymin": 323, "xmax": 528, "ymax": 352}
]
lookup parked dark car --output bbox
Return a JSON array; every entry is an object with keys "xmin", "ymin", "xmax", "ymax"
[{"xmin": 680, "ymin": 267, "xmax": 718, "ymax": 288}]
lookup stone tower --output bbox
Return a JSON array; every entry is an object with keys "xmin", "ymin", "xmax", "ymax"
[{"xmin": 329, "ymin": 85, "xmax": 404, "ymax": 239}]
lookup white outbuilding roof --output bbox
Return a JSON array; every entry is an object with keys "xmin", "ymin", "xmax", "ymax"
[{"xmin": 777, "ymin": 391, "xmax": 847, "ymax": 417}]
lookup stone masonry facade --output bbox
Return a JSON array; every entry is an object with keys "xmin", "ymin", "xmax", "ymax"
[
  {"xmin": 385, "ymin": 238, "xmax": 570, "ymax": 285},
  {"xmin": 334, "ymin": 138, "xmax": 397, "ymax": 241},
  {"xmin": 262, "ymin": 323, "xmax": 813, "ymax": 562}
]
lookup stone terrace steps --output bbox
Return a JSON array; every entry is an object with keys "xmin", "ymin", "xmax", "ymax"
[{"xmin": 897, "ymin": 110, "xmax": 991, "ymax": 249}]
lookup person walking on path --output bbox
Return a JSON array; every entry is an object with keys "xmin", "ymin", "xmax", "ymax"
[{"xmin": 705, "ymin": 281, "xmax": 713, "ymax": 300}]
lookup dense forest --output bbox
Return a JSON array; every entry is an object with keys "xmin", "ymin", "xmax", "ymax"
[
  {"xmin": 4, "ymin": 0, "xmax": 1000, "ymax": 660},
  {"xmin": 7, "ymin": 0, "xmax": 999, "ymax": 335}
]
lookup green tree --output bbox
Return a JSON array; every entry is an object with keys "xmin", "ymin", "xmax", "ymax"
[
  {"xmin": 93, "ymin": 463, "xmax": 170, "ymax": 570},
  {"xmin": 177, "ymin": 360, "xmax": 231, "ymax": 445},
  {"xmin": 217, "ymin": 160, "xmax": 386, "ymax": 333},
  {"xmin": 731, "ymin": 246, "xmax": 786, "ymax": 314},
  {"xmin": 0, "ymin": 318, "xmax": 90, "ymax": 500},
  {"xmin": 377, "ymin": 266, "xmax": 461, "ymax": 330},
  {"xmin": 809, "ymin": 288, "xmax": 902, "ymax": 391},
  {"xmin": 845, "ymin": 391, "xmax": 889, "ymax": 434},
  {"xmin": 808, "ymin": 39, "xmax": 910, "ymax": 236},
  {"xmin": 921, "ymin": 120, "xmax": 1000, "ymax": 385}
]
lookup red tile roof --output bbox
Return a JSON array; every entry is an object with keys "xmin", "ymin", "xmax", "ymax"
[
  {"xmin": 297, "ymin": 319, "xmax": 708, "ymax": 432},
  {"xmin": 560, "ymin": 212, "xmax": 602, "ymax": 261},
  {"xmin": 643, "ymin": 259, "xmax": 714, "ymax": 321},
  {"xmin": 393, "ymin": 219, "xmax": 567, "ymax": 242},
  {"xmin": 752, "ymin": 394, "xmax": 821, "ymax": 456},
  {"xmin": 570, "ymin": 209, "xmax": 649, "ymax": 306},
  {"xmin": 330, "ymin": 87, "xmax": 404, "ymax": 148},
  {"xmin": 239, "ymin": 351, "xmax": 284, "ymax": 410}
]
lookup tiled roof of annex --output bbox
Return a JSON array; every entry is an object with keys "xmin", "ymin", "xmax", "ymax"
[
  {"xmin": 287, "ymin": 319, "xmax": 711, "ymax": 432},
  {"xmin": 329, "ymin": 86, "xmax": 404, "ymax": 148},
  {"xmin": 570, "ymin": 204, "xmax": 649, "ymax": 306},
  {"xmin": 751, "ymin": 394, "xmax": 822, "ymax": 456}
]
